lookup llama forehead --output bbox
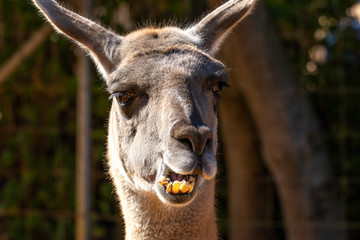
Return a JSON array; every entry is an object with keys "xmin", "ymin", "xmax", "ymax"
[
  {"xmin": 121, "ymin": 27, "xmax": 201, "ymax": 54},
  {"xmin": 108, "ymin": 47, "xmax": 227, "ymax": 93}
]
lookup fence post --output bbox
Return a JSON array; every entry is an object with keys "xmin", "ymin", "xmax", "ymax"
[{"xmin": 75, "ymin": 0, "xmax": 92, "ymax": 239}]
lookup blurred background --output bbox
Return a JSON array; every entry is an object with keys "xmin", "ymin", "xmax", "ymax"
[{"xmin": 0, "ymin": 0, "xmax": 359, "ymax": 239}]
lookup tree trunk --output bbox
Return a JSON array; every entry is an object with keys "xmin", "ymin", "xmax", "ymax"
[{"xmin": 207, "ymin": 0, "xmax": 345, "ymax": 239}]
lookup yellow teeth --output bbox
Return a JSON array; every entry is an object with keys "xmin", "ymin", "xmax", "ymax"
[
  {"xmin": 180, "ymin": 181, "xmax": 189, "ymax": 193},
  {"xmin": 159, "ymin": 175, "xmax": 195, "ymax": 195},
  {"xmin": 188, "ymin": 181, "xmax": 195, "ymax": 193},
  {"xmin": 158, "ymin": 180, "xmax": 168, "ymax": 187},
  {"xmin": 189, "ymin": 176, "xmax": 194, "ymax": 183},
  {"xmin": 172, "ymin": 181, "xmax": 181, "ymax": 194},
  {"xmin": 166, "ymin": 182, "xmax": 173, "ymax": 193}
]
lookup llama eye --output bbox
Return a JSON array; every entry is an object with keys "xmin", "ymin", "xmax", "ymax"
[
  {"xmin": 211, "ymin": 82, "xmax": 229, "ymax": 96},
  {"xmin": 112, "ymin": 92, "xmax": 136, "ymax": 106}
]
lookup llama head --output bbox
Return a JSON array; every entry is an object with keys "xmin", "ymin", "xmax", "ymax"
[{"xmin": 32, "ymin": 0, "xmax": 256, "ymax": 206}]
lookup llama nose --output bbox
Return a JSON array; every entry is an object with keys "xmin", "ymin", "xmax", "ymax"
[{"xmin": 171, "ymin": 125, "xmax": 213, "ymax": 156}]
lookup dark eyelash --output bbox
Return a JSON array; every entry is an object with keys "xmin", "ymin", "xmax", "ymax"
[
  {"xmin": 109, "ymin": 92, "xmax": 118, "ymax": 100},
  {"xmin": 219, "ymin": 82, "xmax": 230, "ymax": 88}
]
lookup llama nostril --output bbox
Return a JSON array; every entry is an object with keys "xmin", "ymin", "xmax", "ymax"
[
  {"xmin": 179, "ymin": 138, "xmax": 193, "ymax": 151},
  {"xmin": 171, "ymin": 124, "xmax": 213, "ymax": 156},
  {"xmin": 206, "ymin": 138, "xmax": 212, "ymax": 147}
]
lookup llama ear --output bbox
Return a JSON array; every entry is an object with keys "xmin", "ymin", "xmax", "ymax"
[
  {"xmin": 188, "ymin": 0, "xmax": 256, "ymax": 55},
  {"xmin": 32, "ymin": 0, "xmax": 122, "ymax": 78}
]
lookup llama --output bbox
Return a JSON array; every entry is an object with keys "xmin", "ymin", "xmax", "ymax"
[{"xmin": 32, "ymin": 0, "xmax": 256, "ymax": 239}]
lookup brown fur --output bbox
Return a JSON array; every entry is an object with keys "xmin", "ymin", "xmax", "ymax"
[{"xmin": 31, "ymin": 0, "xmax": 256, "ymax": 239}]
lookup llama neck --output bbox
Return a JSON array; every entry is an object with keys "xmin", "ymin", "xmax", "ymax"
[{"xmin": 117, "ymin": 179, "xmax": 217, "ymax": 240}]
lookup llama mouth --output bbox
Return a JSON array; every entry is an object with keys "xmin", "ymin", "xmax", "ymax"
[
  {"xmin": 158, "ymin": 173, "xmax": 196, "ymax": 195},
  {"xmin": 156, "ymin": 163, "xmax": 202, "ymax": 205},
  {"xmin": 158, "ymin": 163, "xmax": 202, "ymax": 195}
]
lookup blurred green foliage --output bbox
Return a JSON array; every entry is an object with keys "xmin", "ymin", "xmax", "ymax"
[{"xmin": 0, "ymin": 0, "xmax": 360, "ymax": 239}]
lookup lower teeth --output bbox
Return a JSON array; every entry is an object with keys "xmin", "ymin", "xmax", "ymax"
[{"xmin": 159, "ymin": 176, "xmax": 195, "ymax": 194}]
